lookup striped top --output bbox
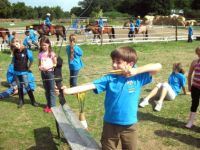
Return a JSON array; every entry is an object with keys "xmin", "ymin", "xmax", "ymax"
[{"xmin": 192, "ymin": 60, "xmax": 200, "ymax": 88}]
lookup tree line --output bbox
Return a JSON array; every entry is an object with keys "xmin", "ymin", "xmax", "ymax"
[{"xmin": 0, "ymin": 0, "xmax": 199, "ymax": 19}]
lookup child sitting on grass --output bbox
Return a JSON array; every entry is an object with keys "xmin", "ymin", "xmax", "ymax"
[{"xmin": 139, "ymin": 63, "xmax": 188, "ymax": 111}]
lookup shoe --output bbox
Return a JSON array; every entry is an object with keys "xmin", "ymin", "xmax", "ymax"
[
  {"xmin": 17, "ymin": 102, "xmax": 23, "ymax": 108},
  {"xmin": 139, "ymin": 99, "xmax": 149, "ymax": 108},
  {"xmin": 32, "ymin": 102, "xmax": 39, "ymax": 107},
  {"xmin": 47, "ymin": 108, "xmax": 52, "ymax": 113},
  {"xmin": 43, "ymin": 106, "xmax": 50, "ymax": 113},
  {"xmin": 154, "ymin": 101, "xmax": 163, "ymax": 111}
]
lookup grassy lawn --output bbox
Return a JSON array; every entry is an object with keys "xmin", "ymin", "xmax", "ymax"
[{"xmin": 0, "ymin": 40, "xmax": 200, "ymax": 150}]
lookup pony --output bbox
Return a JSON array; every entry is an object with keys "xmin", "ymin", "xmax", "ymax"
[
  {"xmin": 0, "ymin": 28, "xmax": 10, "ymax": 44},
  {"xmin": 123, "ymin": 21, "xmax": 148, "ymax": 40},
  {"xmin": 26, "ymin": 24, "xmax": 66, "ymax": 41},
  {"xmin": 85, "ymin": 23, "xmax": 115, "ymax": 42}
]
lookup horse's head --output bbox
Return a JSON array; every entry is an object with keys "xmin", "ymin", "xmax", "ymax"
[{"xmin": 85, "ymin": 24, "xmax": 92, "ymax": 32}]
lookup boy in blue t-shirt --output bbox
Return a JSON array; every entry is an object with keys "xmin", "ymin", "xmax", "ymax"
[{"xmin": 61, "ymin": 46, "xmax": 162, "ymax": 150}]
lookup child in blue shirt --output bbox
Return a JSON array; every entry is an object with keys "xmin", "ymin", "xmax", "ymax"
[
  {"xmin": 28, "ymin": 26, "xmax": 39, "ymax": 49},
  {"xmin": 23, "ymin": 31, "xmax": 31, "ymax": 49},
  {"xmin": 45, "ymin": 13, "xmax": 52, "ymax": 35},
  {"xmin": 135, "ymin": 16, "xmax": 141, "ymax": 33},
  {"xmin": 66, "ymin": 34, "xmax": 84, "ymax": 87},
  {"xmin": 128, "ymin": 19, "xmax": 135, "ymax": 40},
  {"xmin": 11, "ymin": 38, "xmax": 38, "ymax": 108},
  {"xmin": 188, "ymin": 23, "xmax": 193, "ymax": 43},
  {"xmin": 98, "ymin": 17, "xmax": 104, "ymax": 33},
  {"xmin": 61, "ymin": 46, "xmax": 162, "ymax": 150},
  {"xmin": 140, "ymin": 63, "xmax": 188, "ymax": 111}
]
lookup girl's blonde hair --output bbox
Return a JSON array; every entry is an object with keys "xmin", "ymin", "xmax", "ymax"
[
  {"xmin": 39, "ymin": 36, "xmax": 53, "ymax": 57},
  {"xmin": 69, "ymin": 34, "xmax": 77, "ymax": 60},
  {"xmin": 173, "ymin": 63, "xmax": 185, "ymax": 74}
]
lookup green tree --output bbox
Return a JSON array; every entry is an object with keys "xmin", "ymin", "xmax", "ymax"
[
  {"xmin": 191, "ymin": 0, "xmax": 200, "ymax": 10},
  {"xmin": 0, "ymin": 0, "xmax": 12, "ymax": 18},
  {"xmin": 12, "ymin": 2, "xmax": 28, "ymax": 19}
]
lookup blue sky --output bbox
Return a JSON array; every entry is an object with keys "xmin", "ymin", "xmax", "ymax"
[{"xmin": 9, "ymin": 0, "xmax": 80, "ymax": 11}]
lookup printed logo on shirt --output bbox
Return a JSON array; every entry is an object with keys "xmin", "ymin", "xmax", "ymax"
[{"xmin": 126, "ymin": 80, "xmax": 135, "ymax": 93}]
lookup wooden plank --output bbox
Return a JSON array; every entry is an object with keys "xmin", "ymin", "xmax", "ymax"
[{"xmin": 52, "ymin": 104, "xmax": 101, "ymax": 150}]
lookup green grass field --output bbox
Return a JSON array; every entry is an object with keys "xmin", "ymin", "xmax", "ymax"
[{"xmin": 0, "ymin": 41, "xmax": 200, "ymax": 150}]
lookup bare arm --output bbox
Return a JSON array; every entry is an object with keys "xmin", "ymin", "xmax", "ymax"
[
  {"xmin": 63, "ymin": 83, "xmax": 96, "ymax": 95},
  {"xmin": 129, "ymin": 63, "xmax": 162, "ymax": 76}
]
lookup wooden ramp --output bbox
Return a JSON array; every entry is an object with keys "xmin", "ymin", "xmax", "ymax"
[{"xmin": 52, "ymin": 104, "xmax": 101, "ymax": 150}]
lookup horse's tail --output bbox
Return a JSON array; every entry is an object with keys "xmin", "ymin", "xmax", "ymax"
[{"xmin": 112, "ymin": 27, "xmax": 115, "ymax": 38}]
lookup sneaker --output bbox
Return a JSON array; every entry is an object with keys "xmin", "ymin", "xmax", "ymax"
[
  {"xmin": 139, "ymin": 99, "xmax": 149, "ymax": 108},
  {"xmin": 47, "ymin": 108, "xmax": 52, "ymax": 113},
  {"xmin": 43, "ymin": 106, "xmax": 50, "ymax": 113},
  {"xmin": 154, "ymin": 101, "xmax": 163, "ymax": 111},
  {"xmin": 32, "ymin": 102, "xmax": 39, "ymax": 107}
]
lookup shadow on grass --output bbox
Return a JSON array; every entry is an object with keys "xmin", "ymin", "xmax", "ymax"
[
  {"xmin": 138, "ymin": 111, "xmax": 200, "ymax": 133},
  {"xmin": 27, "ymin": 127, "xmax": 58, "ymax": 150},
  {"xmin": 1, "ymin": 50, "xmax": 11, "ymax": 55},
  {"xmin": 154, "ymin": 130, "xmax": 200, "ymax": 148},
  {"xmin": 0, "ymin": 81, "xmax": 10, "ymax": 88},
  {"xmin": 0, "ymin": 96, "xmax": 45, "ymax": 109}
]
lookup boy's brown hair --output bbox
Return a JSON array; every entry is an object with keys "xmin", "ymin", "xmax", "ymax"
[{"xmin": 110, "ymin": 46, "xmax": 138, "ymax": 64}]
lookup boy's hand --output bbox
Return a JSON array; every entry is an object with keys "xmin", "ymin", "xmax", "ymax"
[
  {"xmin": 120, "ymin": 62, "xmax": 136, "ymax": 77},
  {"xmin": 55, "ymin": 85, "xmax": 67, "ymax": 95}
]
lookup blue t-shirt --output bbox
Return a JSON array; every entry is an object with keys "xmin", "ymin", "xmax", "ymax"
[
  {"xmin": 93, "ymin": 72, "xmax": 152, "ymax": 125},
  {"xmin": 98, "ymin": 18, "xmax": 104, "ymax": 27},
  {"xmin": 66, "ymin": 45, "xmax": 84, "ymax": 71},
  {"xmin": 188, "ymin": 26, "xmax": 193, "ymax": 36},
  {"xmin": 8, "ymin": 34, "xmax": 14, "ymax": 43},
  {"xmin": 45, "ymin": 16, "xmax": 51, "ymax": 26},
  {"xmin": 130, "ymin": 23, "xmax": 135, "ymax": 32},
  {"xmin": 23, "ymin": 36, "xmax": 31, "ymax": 47},
  {"xmin": 29, "ymin": 29, "xmax": 38, "ymax": 42},
  {"xmin": 168, "ymin": 72, "xmax": 186, "ymax": 96},
  {"xmin": 135, "ymin": 19, "xmax": 141, "ymax": 27}
]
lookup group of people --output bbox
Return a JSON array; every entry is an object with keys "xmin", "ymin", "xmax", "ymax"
[
  {"xmin": 1, "ymin": 32, "xmax": 83, "ymax": 113},
  {"xmin": 58, "ymin": 45, "xmax": 200, "ymax": 149},
  {"xmin": 128, "ymin": 16, "xmax": 141, "ymax": 39},
  {"xmin": 1, "ymin": 15, "xmax": 199, "ymax": 150}
]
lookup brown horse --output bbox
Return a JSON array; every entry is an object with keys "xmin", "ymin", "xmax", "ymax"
[
  {"xmin": 26, "ymin": 24, "xmax": 66, "ymax": 41},
  {"xmin": 0, "ymin": 28, "xmax": 10, "ymax": 44},
  {"xmin": 123, "ymin": 21, "xmax": 148, "ymax": 40},
  {"xmin": 85, "ymin": 24, "xmax": 115, "ymax": 41}
]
